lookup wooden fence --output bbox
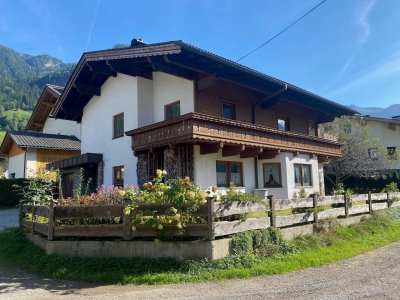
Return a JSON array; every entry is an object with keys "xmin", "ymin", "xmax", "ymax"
[{"xmin": 20, "ymin": 192, "xmax": 400, "ymax": 241}]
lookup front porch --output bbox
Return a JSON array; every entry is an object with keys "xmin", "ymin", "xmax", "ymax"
[{"xmin": 126, "ymin": 113, "xmax": 340, "ymax": 198}]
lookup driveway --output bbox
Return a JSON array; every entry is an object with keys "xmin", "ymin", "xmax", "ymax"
[
  {"xmin": 1, "ymin": 240, "xmax": 400, "ymax": 299},
  {"xmin": 0, "ymin": 208, "xmax": 18, "ymax": 231}
]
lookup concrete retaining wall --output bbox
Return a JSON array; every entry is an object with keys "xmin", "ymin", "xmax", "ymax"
[{"xmin": 28, "ymin": 234, "xmax": 231, "ymax": 260}]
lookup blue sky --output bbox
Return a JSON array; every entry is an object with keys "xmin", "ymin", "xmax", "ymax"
[{"xmin": 0, "ymin": 0, "xmax": 399, "ymax": 108}]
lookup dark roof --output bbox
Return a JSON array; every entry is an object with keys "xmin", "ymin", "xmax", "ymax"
[
  {"xmin": 7, "ymin": 131, "xmax": 80, "ymax": 151},
  {"xmin": 46, "ymin": 153, "xmax": 102, "ymax": 170},
  {"xmin": 53, "ymin": 40, "xmax": 357, "ymax": 121}
]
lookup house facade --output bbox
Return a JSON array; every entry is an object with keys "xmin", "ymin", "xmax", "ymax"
[
  {"xmin": 0, "ymin": 84, "xmax": 81, "ymax": 179},
  {"xmin": 47, "ymin": 39, "xmax": 355, "ymax": 199}
]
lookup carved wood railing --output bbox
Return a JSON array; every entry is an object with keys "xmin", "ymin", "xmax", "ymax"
[{"xmin": 126, "ymin": 113, "xmax": 342, "ymax": 157}]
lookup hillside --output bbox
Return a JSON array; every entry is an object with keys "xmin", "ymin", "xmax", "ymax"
[
  {"xmin": 349, "ymin": 104, "xmax": 400, "ymax": 118},
  {"xmin": 0, "ymin": 45, "xmax": 74, "ymax": 132}
]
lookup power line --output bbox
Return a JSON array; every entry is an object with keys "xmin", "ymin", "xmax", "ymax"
[{"xmin": 236, "ymin": 0, "xmax": 329, "ymax": 62}]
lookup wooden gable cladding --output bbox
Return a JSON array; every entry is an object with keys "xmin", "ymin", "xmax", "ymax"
[
  {"xmin": 36, "ymin": 149, "xmax": 81, "ymax": 174},
  {"xmin": 127, "ymin": 113, "xmax": 342, "ymax": 157}
]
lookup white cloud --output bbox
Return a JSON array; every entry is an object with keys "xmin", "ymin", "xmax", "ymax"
[
  {"xmin": 356, "ymin": 0, "xmax": 376, "ymax": 44},
  {"xmin": 85, "ymin": 0, "xmax": 102, "ymax": 51}
]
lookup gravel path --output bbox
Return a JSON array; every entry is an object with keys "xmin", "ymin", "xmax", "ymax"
[
  {"xmin": 1, "ymin": 241, "xmax": 400, "ymax": 299},
  {"xmin": 0, "ymin": 209, "xmax": 18, "ymax": 231}
]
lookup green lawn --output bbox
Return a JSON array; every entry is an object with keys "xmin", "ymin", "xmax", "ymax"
[{"xmin": 0, "ymin": 208, "xmax": 400, "ymax": 285}]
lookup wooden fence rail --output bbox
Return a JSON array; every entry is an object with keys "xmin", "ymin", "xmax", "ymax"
[{"xmin": 20, "ymin": 191, "xmax": 400, "ymax": 241}]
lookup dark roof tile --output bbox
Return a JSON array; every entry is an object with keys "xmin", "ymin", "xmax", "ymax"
[{"xmin": 8, "ymin": 131, "xmax": 80, "ymax": 151}]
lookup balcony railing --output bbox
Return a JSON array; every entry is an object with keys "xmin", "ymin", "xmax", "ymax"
[{"xmin": 126, "ymin": 113, "xmax": 342, "ymax": 157}]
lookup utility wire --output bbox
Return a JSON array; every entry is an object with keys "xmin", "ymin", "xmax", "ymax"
[{"xmin": 236, "ymin": 0, "xmax": 328, "ymax": 62}]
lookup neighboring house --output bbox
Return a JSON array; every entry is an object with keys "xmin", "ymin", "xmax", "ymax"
[
  {"xmin": 0, "ymin": 84, "xmax": 81, "ymax": 179},
  {"xmin": 352, "ymin": 115, "xmax": 400, "ymax": 170},
  {"xmin": 47, "ymin": 39, "xmax": 356, "ymax": 199}
]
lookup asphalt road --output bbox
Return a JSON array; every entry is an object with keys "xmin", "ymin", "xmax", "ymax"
[
  {"xmin": 1, "ymin": 240, "xmax": 400, "ymax": 299},
  {"xmin": 0, "ymin": 208, "xmax": 18, "ymax": 231}
]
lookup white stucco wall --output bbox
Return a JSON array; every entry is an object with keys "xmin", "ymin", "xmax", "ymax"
[
  {"xmin": 152, "ymin": 72, "xmax": 194, "ymax": 122},
  {"xmin": 137, "ymin": 77, "xmax": 154, "ymax": 127},
  {"xmin": 81, "ymin": 74, "xmax": 139, "ymax": 186},
  {"xmin": 193, "ymin": 145, "xmax": 256, "ymax": 192},
  {"xmin": 8, "ymin": 148, "xmax": 37, "ymax": 178},
  {"xmin": 43, "ymin": 118, "xmax": 81, "ymax": 139},
  {"xmin": 193, "ymin": 147, "xmax": 321, "ymax": 199},
  {"xmin": 8, "ymin": 153, "xmax": 26, "ymax": 178}
]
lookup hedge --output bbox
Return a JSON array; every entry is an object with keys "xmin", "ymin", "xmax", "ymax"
[{"xmin": 0, "ymin": 179, "xmax": 28, "ymax": 207}]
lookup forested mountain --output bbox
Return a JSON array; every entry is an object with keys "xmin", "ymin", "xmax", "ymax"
[{"xmin": 0, "ymin": 45, "xmax": 74, "ymax": 130}]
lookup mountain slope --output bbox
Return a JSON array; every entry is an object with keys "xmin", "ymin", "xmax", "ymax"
[{"xmin": 349, "ymin": 104, "xmax": 400, "ymax": 118}]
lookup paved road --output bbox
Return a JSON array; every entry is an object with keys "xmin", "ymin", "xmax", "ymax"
[
  {"xmin": 1, "ymin": 240, "xmax": 400, "ymax": 299},
  {"xmin": 0, "ymin": 208, "xmax": 18, "ymax": 231}
]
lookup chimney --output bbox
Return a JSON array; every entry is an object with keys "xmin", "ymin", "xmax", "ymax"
[{"xmin": 130, "ymin": 38, "xmax": 146, "ymax": 47}]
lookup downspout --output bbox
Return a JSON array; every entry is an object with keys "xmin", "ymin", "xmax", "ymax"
[
  {"xmin": 23, "ymin": 148, "xmax": 27, "ymax": 178},
  {"xmin": 252, "ymin": 104, "xmax": 259, "ymax": 189}
]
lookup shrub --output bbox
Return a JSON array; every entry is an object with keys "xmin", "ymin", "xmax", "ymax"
[
  {"xmin": 0, "ymin": 178, "xmax": 29, "ymax": 207},
  {"xmin": 220, "ymin": 182, "xmax": 261, "ymax": 203},
  {"xmin": 14, "ymin": 171, "xmax": 56, "ymax": 205},
  {"xmin": 382, "ymin": 182, "xmax": 399, "ymax": 193}
]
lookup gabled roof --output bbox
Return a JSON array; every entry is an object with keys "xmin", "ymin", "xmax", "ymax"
[
  {"xmin": 53, "ymin": 40, "xmax": 357, "ymax": 122},
  {"xmin": 0, "ymin": 131, "xmax": 80, "ymax": 156},
  {"xmin": 26, "ymin": 84, "xmax": 64, "ymax": 131}
]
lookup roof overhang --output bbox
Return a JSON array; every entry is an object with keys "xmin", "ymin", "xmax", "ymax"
[
  {"xmin": 53, "ymin": 41, "xmax": 357, "ymax": 122},
  {"xmin": 26, "ymin": 84, "xmax": 64, "ymax": 131}
]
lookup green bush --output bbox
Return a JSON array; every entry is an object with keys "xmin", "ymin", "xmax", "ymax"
[{"xmin": 0, "ymin": 178, "xmax": 28, "ymax": 207}]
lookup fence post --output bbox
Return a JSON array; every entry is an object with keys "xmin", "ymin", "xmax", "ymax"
[
  {"xmin": 268, "ymin": 195, "xmax": 276, "ymax": 228},
  {"xmin": 387, "ymin": 191, "xmax": 391, "ymax": 208},
  {"xmin": 48, "ymin": 200, "xmax": 54, "ymax": 241},
  {"xmin": 312, "ymin": 193, "xmax": 318, "ymax": 224},
  {"xmin": 207, "ymin": 197, "xmax": 215, "ymax": 240},
  {"xmin": 368, "ymin": 191, "xmax": 372, "ymax": 214},
  {"xmin": 123, "ymin": 199, "xmax": 133, "ymax": 241},
  {"xmin": 344, "ymin": 193, "xmax": 349, "ymax": 218},
  {"xmin": 31, "ymin": 201, "xmax": 36, "ymax": 233}
]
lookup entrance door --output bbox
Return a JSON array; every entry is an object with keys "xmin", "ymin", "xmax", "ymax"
[{"xmin": 62, "ymin": 173, "xmax": 74, "ymax": 198}]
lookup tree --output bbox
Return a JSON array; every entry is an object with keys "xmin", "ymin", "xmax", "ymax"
[{"xmin": 322, "ymin": 116, "xmax": 397, "ymax": 185}]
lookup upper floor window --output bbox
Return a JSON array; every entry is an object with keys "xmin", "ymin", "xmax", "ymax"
[
  {"xmin": 277, "ymin": 117, "xmax": 290, "ymax": 131},
  {"xmin": 222, "ymin": 103, "xmax": 236, "ymax": 120},
  {"xmin": 216, "ymin": 160, "xmax": 243, "ymax": 187},
  {"xmin": 308, "ymin": 121, "xmax": 317, "ymax": 136},
  {"xmin": 113, "ymin": 166, "xmax": 124, "ymax": 187},
  {"xmin": 165, "ymin": 101, "xmax": 180, "ymax": 120},
  {"xmin": 387, "ymin": 147, "xmax": 397, "ymax": 157},
  {"xmin": 263, "ymin": 163, "xmax": 282, "ymax": 187},
  {"xmin": 294, "ymin": 164, "xmax": 312, "ymax": 187},
  {"xmin": 113, "ymin": 113, "xmax": 124, "ymax": 139}
]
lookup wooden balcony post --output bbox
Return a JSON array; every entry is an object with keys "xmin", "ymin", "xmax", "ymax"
[
  {"xmin": 48, "ymin": 200, "xmax": 55, "ymax": 240},
  {"xmin": 312, "ymin": 193, "xmax": 318, "ymax": 224},
  {"xmin": 344, "ymin": 193, "xmax": 349, "ymax": 218},
  {"xmin": 368, "ymin": 191, "xmax": 372, "ymax": 213},
  {"xmin": 123, "ymin": 199, "xmax": 133, "ymax": 241},
  {"xmin": 207, "ymin": 197, "xmax": 215, "ymax": 240},
  {"xmin": 268, "ymin": 195, "xmax": 276, "ymax": 228}
]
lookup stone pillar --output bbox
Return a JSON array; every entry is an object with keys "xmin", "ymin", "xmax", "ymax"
[
  {"xmin": 97, "ymin": 161, "xmax": 104, "ymax": 187},
  {"xmin": 164, "ymin": 148, "xmax": 178, "ymax": 181},
  {"xmin": 137, "ymin": 153, "xmax": 148, "ymax": 189}
]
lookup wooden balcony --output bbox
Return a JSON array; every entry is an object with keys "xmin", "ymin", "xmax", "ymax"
[{"xmin": 126, "ymin": 113, "xmax": 342, "ymax": 158}]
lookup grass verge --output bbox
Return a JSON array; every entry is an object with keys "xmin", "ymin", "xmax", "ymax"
[{"xmin": 1, "ymin": 208, "xmax": 400, "ymax": 285}]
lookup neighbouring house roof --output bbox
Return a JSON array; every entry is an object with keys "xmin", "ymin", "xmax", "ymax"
[
  {"xmin": 0, "ymin": 131, "xmax": 81, "ymax": 156},
  {"xmin": 351, "ymin": 115, "xmax": 400, "ymax": 125},
  {"xmin": 52, "ymin": 40, "xmax": 357, "ymax": 122},
  {"xmin": 26, "ymin": 84, "xmax": 64, "ymax": 131}
]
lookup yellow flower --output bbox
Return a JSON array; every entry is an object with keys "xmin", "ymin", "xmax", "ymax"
[
  {"xmin": 162, "ymin": 170, "xmax": 168, "ymax": 175},
  {"xmin": 156, "ymin": 169, "xmax": 163, "ymax": 177},
  {"xmin": 174, "ymin": 214, "xmax": 181, "ymax": 221},
  {"xmin": 157, "ymin": 224, "xmax": 163, "ymax": 230},
  {"xmin": 177, "ymin": 222, "xmax": 183, "ymax": 229},
  {"xmin": 131, "ymin": 225, "xmax": 137, "ymax": 231}
]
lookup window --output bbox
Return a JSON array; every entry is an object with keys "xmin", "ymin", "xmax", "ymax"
[
  {"xmin": 263, "ymin": 163, "xmax": 282, "ymax": 187},
  {"xmin": 113, "ymin": 113, "xmax": 124, "ymax": 139},
  {"xmin": 113, "ymin": 166, "xmax": 124, "ymax": 187},
  {"xmin": 387, "ymin": 147, "xmax": 396, "ymax": 156},
  {"xmin": 9, "ymin": 173, "xmax": 15, "ymax": 179},
  {"xmin": 222, "ymin": 103, "xmax": 236, "ymax": 120},
  {"xmin": 294, "ymin": 164, "xmax": 312, "ymax": 186},
  {"xmin": 216, "ymin": 161, "xmax": 243, "ymax": 187},
  {"xmin": 277, "ymin": 117, "xmax": 290, "ymax": 131},
  {"xmin": 308, "ymin": 121, "xmax": 317, "ymax": 136},
  {"xmin": 165, "ymin": 101, "xmax": 180, "ymax": 120},
  {"xmin": 368, "ymin": 148, "xmax": 379, "ymax": 160}
]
